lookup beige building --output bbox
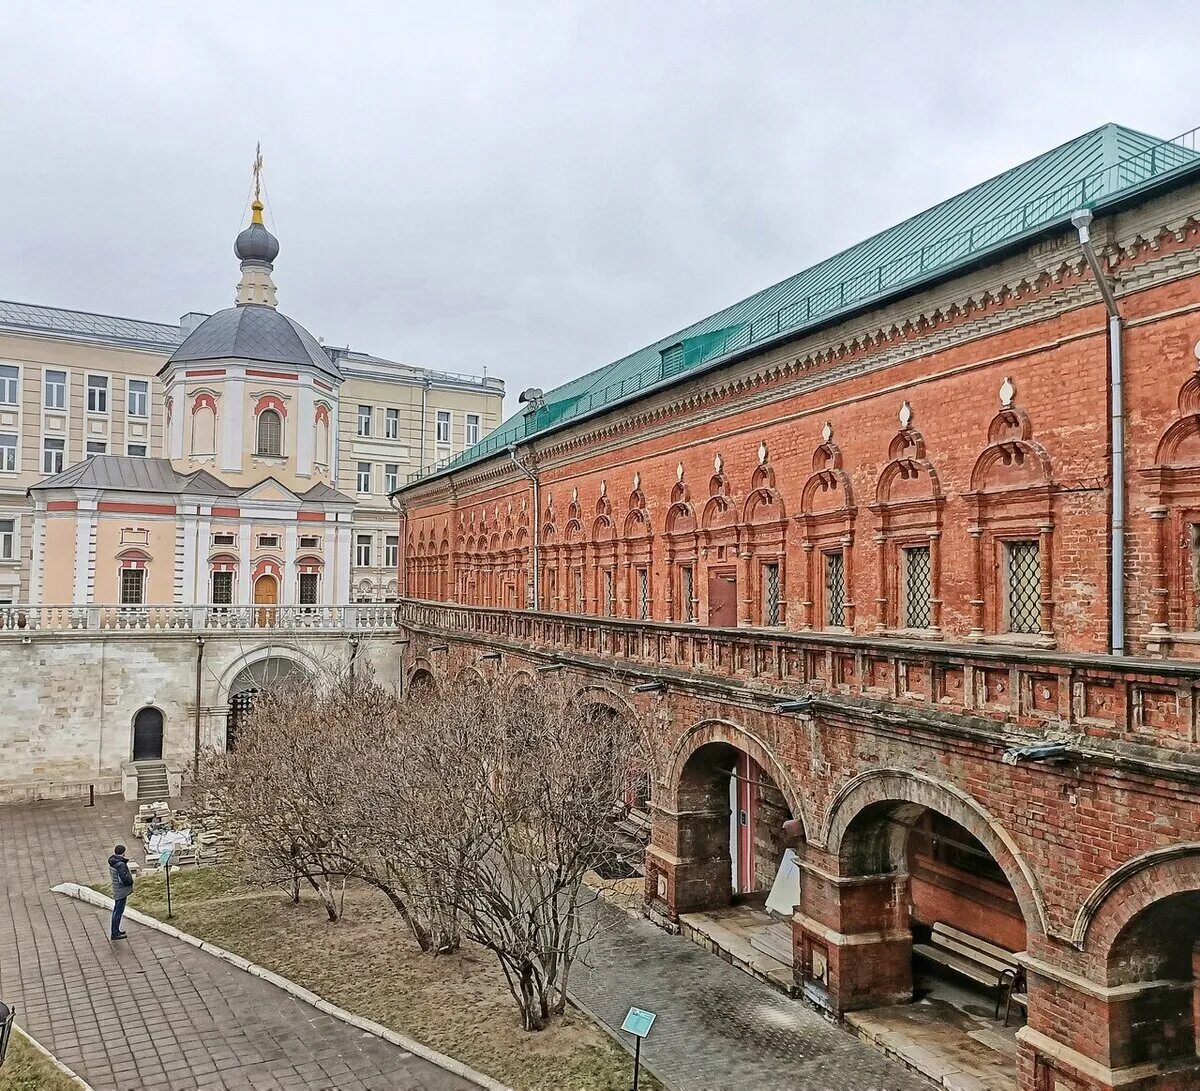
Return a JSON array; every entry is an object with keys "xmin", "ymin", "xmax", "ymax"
[{"xmin": 0, "ymin": 198, "xmax": 503, "ymax": 608}]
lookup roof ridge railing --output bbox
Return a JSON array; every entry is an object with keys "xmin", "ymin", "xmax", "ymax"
[{"xmin": 405, "ymin": 123, "xmax": 1200, "ymax": 487}]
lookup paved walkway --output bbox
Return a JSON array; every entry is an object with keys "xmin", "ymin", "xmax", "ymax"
[
  {"xmin": 0, "ymin": 798, "xmax": 475, "ymax": 1091},
  {"xmin": 573, "ymin": 898, "xmax": 933, "ymax": 1091}
]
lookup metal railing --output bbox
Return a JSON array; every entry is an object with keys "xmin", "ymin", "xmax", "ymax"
[
  {"xmin": 406, "ymin": 124, "xmax": 1200, "ymax": 488},
  {"xmin": 0, "ymin": 604, "xmax": 400, "ymax": 633}
]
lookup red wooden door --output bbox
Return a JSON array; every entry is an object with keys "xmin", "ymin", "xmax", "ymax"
[{"xmin": 708, "ymin": 568, "xmax": 738, "ymax": 628}]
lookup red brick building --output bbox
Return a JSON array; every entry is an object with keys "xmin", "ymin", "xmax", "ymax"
[{"xmin": 395, "ymin": 124, "xmax": 1200, "ymax": 1090}]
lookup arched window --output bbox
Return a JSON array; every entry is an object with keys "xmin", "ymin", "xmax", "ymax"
[{"xmin": 256, "ymin": 409, "xmax": 282, "ymax": 456}]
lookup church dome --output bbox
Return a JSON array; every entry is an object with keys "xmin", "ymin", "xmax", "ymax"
[
  {"xmin": 234, "ymin": 205, "xmax": 280, "ymax": 264},
  {"xmin": 166, "ymin": 304, "xmax": 341, "ymax": 380}
]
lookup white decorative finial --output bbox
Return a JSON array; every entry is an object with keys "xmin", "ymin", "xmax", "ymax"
[
  {"xmin": 1193, "ymin": 338, "xmax": 1200, "ymax": 365},
  {"xmin": 600, "ymin": 479, "xmax": 607, "ymax": 497},
  {"xmin": 999, "ymin": 376, "xmax": 1016, "ymax": 408},
  {"xmin": 571, "ymin": 486, "xmax": 578, "ymax": 502},
  {"xmin": 899, "ymin": 401, "xmax": 913, "ymax": 428},
  {"xmin": 676, "ymin": 461, "xmax": 684, "ymax": 482},
  {"xmin": 758, "ymin": 440, "xmax": 768, "ymax": 465},
  {"xmin": 714, "ymin": 453, "xmax": 723, "ymax": 474},
  {"xmin": 633, "ymin": 471, "xmax": 641, "ymax": 491},
  {"xmin": 821, "ymin": 421, "xmax": 833, "ymax": 444}
]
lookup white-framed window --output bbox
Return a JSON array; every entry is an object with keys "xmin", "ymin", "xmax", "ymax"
[
  {"xmin": 127, "ymin": 379, "xmax": 149, "ymax": 418},
  {"xmin": 86, "ymin": 440, "xmax": 107, "ymax": 456},
  {"xmin": 0, "ymin": 432, "xmax": 16, "ymax": 473},
  {"xmin": 256, "ymin": 409, "xmax": 283, "ymax": 456},
  {"xmin": 356, "ymin": 462, "xmax": 371, "ymax": 493},
  {"xmin": 210, "ymin": 570, "xmax": 233, "ymax": 605},
  {"xmin": 212, "ymin": 532, "xmax": 236, "ymax": 547},
  {"xmin": 42, "ymin": 437, "xmax": 64, "ymax": 475},
  {"xmin": 385, "ymin": 408, "xmax": 399, "ymax": 440},
  {"xmin": 119, "ymin": 568, "xmax": 145, "ymax": 606},
  {"xmin": 299, "ymin": 572, "xmax": 319, "ymax": 605},
  {"xmin": 257, "ymin": 534, "xmax": 280, "ymax": 549},
  {"xmin": 86, "ymin": 374, "xmax": 109, "ymax": 414},
  {"xmin": 299, "ymin": 535, "xmax": 321, "ymax": 549},
  {"xmin": 127, "ymin": 443, "xmax": 148, "ymax": 457},
  {"xmin": 355, "ymin": 534, "xmax": 372, "ymax": 567},
  {"xmin": 435, "ymin": 410, "xmax": 451, "ymax": 445},
  {"xmin": 384, "ymin": 464, "xmax": 399, "ymax": 494},
  {"xmin": 44, "ymin": 370, "xmax": 66, "ymax": 410},
  {"xmin": 0, "ymin": 518, "xmax": 14, "ymax": 561},
  {"xmin": 0, "ymin": 364, "xmax": 17, "ymax": 405},
  {"xmin": 384, "ymin": 535, "xmax": 399, "ymax": 568},
  {"xmin": 466, "ymin": 413, "xmax": 481, "ymax": 446},
  {"xmin": 357, "ymin": 404, "xmax": 373, "ymax": 437}
]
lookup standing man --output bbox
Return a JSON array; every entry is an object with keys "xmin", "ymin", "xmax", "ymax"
[{"xmin": 108, "ymin": 844, "xmax": 134, "ymax": 940}]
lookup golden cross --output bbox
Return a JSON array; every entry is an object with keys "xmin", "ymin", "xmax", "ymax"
[{"xmin": 252, "ymin": 142, "xmax": 263, "ymax": 201}]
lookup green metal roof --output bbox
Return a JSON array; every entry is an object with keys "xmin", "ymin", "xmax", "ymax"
[{"xmin": 403, "ymin": 122, "xmax": 1200, "ymax": 491}]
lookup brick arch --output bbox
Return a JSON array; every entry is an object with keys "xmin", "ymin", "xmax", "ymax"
[
  {"xmin": 663, "ymin": 717, "xmax": 808, "ymax": 835},
  {"xmin": 1072, "ymin": 843, "xmax": 1200, "ymax": 955},
  {"xmin": 454, "ymin": 664, "xmax": 487, "ymax": 686},
  {"xmin": 819, "ymin": 767, "xmax": 1048, "ymax": 938},
  {"xmin": 574, "ymin": 683, "xmax": 636, "ymax": 720},
  {"xmin": 406, "ymin": 657, "xmax": 438, "ymax": 691}
]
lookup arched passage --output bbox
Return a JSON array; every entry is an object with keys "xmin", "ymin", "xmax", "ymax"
[{"xmin": 224, "ymin": 654, "xmax": 310, "ymax": 751}]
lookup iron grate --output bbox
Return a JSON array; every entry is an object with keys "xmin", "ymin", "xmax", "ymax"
[
  {"xmin": 638, "ymin": 568, "xmax": 650, "ymax": 620},
  {"xmin": 764, "ymin": 563, "xmax": 781, "ymax": 626},
  {"xmin": 1006, "ymin": 540, "xmax": 1041, "ymax": 634},
  {"xmin": 904, "ymin": 546, "xmax": 932, "ymax": 628},
  {"xmin": 825, "ymin": 552, "xmax": 845, "ymax": 627}
]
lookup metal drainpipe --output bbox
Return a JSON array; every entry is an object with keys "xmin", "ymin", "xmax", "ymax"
[
  {"xmin": 507, "ymin": 445, "xmax": 539, "ymax": 609},
  {"xmin": 1071, "ymin": 208, "xmax": 1125, "ymax": 655},
  {"xmin": 193, "ymin": 636, "xmax": 206, "ymax": 777}
]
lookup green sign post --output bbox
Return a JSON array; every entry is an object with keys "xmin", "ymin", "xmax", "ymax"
[{"xmin": 620, "ymin": 1006, "xmax": 656, "ymax": 1091}]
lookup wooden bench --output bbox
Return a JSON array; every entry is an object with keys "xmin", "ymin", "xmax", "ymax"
[{"xmin": 913, "ymin": 922, "xmax": 1028, "ymax": 1024}]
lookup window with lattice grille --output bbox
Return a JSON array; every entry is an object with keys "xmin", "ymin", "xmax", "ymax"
[
  {"xmin": 120, "ymin": 568, "xmax": 145, "ymax": 606},
  {"xmin": 637, "ymin": 568, "xmax": 650, "ymax": 620},
  {"xmin": 604, "ymin": 570, "xmax": 615, "ymax": 616},
  {"xmin": 1004, "ymin": 540, "xmax": 1040, "ymax": 634},
  {"xmin": 824, "ymin": 551, "xmax": 845, "ymax": 627},
  {"xmin": 763, "ymin": 563, "xmax": 781, "ymax": 626},
  {"xmin": 681, "ymin": 565, "xmax": 695, "ymax": 622},
  {"xmin": 211, "ymin": 571, "xmax": 233, "ymax": 605},
  {"xmin": 574, "ymin": 568, "xmax": 584, "ymax": 612},
  {"xmin": 299, "ymin": 573, "xmax": 319, "ymax": 605},
  {"xmin": 903, "ymin": 546, "xmax": 932, "ymax": 628}
]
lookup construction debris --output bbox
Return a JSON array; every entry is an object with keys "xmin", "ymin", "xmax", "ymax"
[{"xmin": 132, "ymin": 801, "xmax": 233, "ymax": 871}]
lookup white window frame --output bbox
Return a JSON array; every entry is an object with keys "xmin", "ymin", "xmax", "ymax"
[
  {"xmin": 298, "ymin": 535, "xmax": 321, "ymax": 549},
  {"xmin": 465, "ymin": 413, "xmax": 481, "ymax": 446},
  {"xmin": 86, "ymin": 440, "xmax": 107, "ymax": 456},
  {"xmin": 355, "ymin": 534, "xmax": 373, "ymax": 567},
  {"xmin": 435, "ymin": 410, "xmax": 451, "ymax": 445},
  {"xmin": 384, "ymin": 535, "xmax": 399, "ymax": 568},
  {"xmin": 44, "ymin": 369, "xmax": 67, "ymax": 411},
  {"xmin": 0, "ymin": 364, "xmax": 18, "ymax": 406},
  {"xmin": 212, "ymin": 532, "xmax": 237, "ymax": 547},
  {"xmin": 385, "ymin": 408, "xmax": 400, "ymax": 440},
  {"xmin": 0, "ymin": 517, "xmax": 15, "ymax": 561},
  {"xmin": 127, "ymin": 378, "xmax": 149, "ymax": 418},
  {"xmin": 0, "ymin": 432, "xmax": 17, "ymax": 473},
  {"xmin": 257, "ymin": 534, "xmax": 281, "ymax": 549},
  {"xmin": 119, "ymin": 567, "xmax": 146, "ymax": 606},
  {"xmin": 126, "ymin": 443, "xmax": 148, "ymax": 457},
  {"xmin": 42, "ymin": 437, "xmax": 65, "ymax": 475},
  {"xmin": 384, "ymin": 464, "xmax": 399, "ymax": 494},
  {"xmin": 86, "ymin": 373, "xmax": 109, "ymax": 415},
  {"xmin": 357, "ymin": 404, "xmax": 373, "ymax": 437},
  {"xmin": 356, "ymin": 462, "xmax": 372, "ymax": 494}
]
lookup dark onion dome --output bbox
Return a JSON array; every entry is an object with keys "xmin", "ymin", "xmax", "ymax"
[
  {"xmin": 164, "ymin": 304, "xmax": 341, "ymax": 380},
  {"xmin": 234, "ymin": 200, "xmax": 280, "ymax": 264}
]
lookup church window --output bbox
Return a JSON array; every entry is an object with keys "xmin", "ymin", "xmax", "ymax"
[
  {"xmin": 210, "ymin": 570, "xmax": 233, "ymax": 605},
  {"xmin": 86, "ymin": 374, "xmax": 109, "ymax": 414},
  {"xmin": 902, "ymin": 546, "xmax": 932, "ymax": 629},
  {"xmin": 44, "ymin": 370, "xmax": 66, "ymax": 410},
  {"xmin": 824, "ymin": 550, "xmax": 846, "ymax": 627},
  {"xmin": 256, "ymin": 408, "xmax": 282, "ymax": 456},
  {"xmin": 42, "ymin": 437, "xmax": 64, "ymax": 475},
  {"xmin": 119, "ymin": 568, "xmax": 145, "ymax": 606}
]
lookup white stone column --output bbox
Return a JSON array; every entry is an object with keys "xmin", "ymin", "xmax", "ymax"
[
  {"xmin": 221, "ymin": 373, "xmax": 245, "ymax": 474},
  {"xmin": 73, "ymin": 497, "xmax": 99, "ymax": 604},
  {"xmin": 194, "ymin": 508, "xmax": 211, "ymax": 602},
  {"xmin": 238, "ymin": 535, "xmax": 252, "ymax": 606},
  {"xmin": 180, "ymin": 506, "xmax": 199, "ymax": 605},
  {"xmin": 167, "ymin": 377, "xmax": 184, "ymax": 460},
  {"xmin": 28, "ymin": 511, "xmax": 45, "ymax": 604},
  {"xmin": 297, "ymin": 381, "xmax": 316, "ymax": 479},
  {"xmin": 335, "ymin": 520, "xmax": 352, "ymax": 603},
  {"xmin": 283, "ymin": 522, "xmax": 298, "ymax": 604}
]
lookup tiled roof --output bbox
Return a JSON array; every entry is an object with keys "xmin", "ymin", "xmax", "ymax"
[
  {"xmin": 300, "ymin": 481, "xmax": 355, "ymax": 505},
  {"xmin": 402, "ymin": 121, "xmax": 1200, "ymax": 490},
  {"xmin": 0, "ymin": 300, "xmax": 183, "ymax": 351},
  {"xmin": 29, "ymin": 456, "xmax": 239, "ymax": 496},
  {"xmin": 167, "ymin": 304, "xmax": 341, "ymax": 380}
]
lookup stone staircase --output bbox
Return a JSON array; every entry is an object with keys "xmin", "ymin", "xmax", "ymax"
[
  {"xmin": 133, "ymin": 761, "xmax": 170, "ymax": 802},
  {"xmin": 679, "ymin": 905, "xmax": 798, "ymax": 997}
]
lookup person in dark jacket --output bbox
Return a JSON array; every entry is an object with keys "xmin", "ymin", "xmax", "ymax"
[{"xmin": 108, "ymin": 845, "xmax": 134, "ymax": 940}]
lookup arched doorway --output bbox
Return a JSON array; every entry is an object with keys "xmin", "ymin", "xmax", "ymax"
[
  {"xmin": 225, "ymin": 655, "xmax": 308, "ymax": 750},
  {"xmin": 131, "ymin": 706, "xmax": 164, "ymax": 761},
  {"xmin": 254, "ymin": 574, "xmax": 278, "ymax": 627}
]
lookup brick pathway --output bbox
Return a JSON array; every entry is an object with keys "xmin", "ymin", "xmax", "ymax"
[
  {"xmin": 572, "ymin": 898, "xmax": 933, "ymax": 1091},
  {"xmin": 0, "ymin": 798, "xmax": 475, "ymax": 1091}
]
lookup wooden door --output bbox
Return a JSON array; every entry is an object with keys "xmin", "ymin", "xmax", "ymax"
[
  {"xmin": 254, "ymin": 574, "xmax": 278, "ymax": 627},
  {"xmin": 132, "ymin": 707, "xmax": 164, "ymax": 761},
  {"xmin": 708, "ymin": 567, "xmax": 738, "ymax": 628}
]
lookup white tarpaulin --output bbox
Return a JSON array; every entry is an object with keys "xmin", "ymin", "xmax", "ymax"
[{"xmin": 765, "ymin": 847, "xmax": 801, "ymax": 918}]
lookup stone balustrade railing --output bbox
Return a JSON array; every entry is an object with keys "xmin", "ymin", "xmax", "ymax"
[
  {"xmin": 0, "ymin": 603, "xmax": 400, "ymax": 633},
  {"xmin": 395, "ymin": 598, "xmax": 1200, "ymax": 760}
]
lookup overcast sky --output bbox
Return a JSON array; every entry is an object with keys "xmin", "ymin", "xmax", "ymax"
[{"xmin": 3, "ymin": 2, "xmax": 1197, "ymax": 416}]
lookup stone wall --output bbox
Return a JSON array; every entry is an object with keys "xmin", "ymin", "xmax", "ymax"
[{"xmin": 0, "ymin": 628, "xmax": 403, "ymax": 803}]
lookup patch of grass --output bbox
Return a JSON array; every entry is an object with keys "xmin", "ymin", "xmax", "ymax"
[
  {"xmin": 0, "ymin": 1031, "xmax": 80, "ymax": 1091},
  {"xmin": 111, "ymin": 868, "xmax": 658, "ymax": 1091}
]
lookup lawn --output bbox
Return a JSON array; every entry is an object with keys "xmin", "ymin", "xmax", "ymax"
[
  {"xmin": 0, "ymin": 1032, "xmax": 80, "ymax": 1091},
  {"xmin": 110, "ymin": 868, "xmax": 659, "ymax": 1091}
]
